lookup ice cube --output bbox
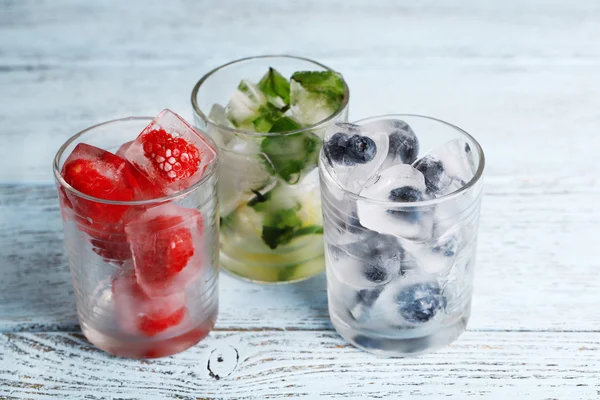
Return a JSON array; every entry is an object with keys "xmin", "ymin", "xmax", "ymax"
[
  {"xmin": 116, "ymin": 141, "xmax": 133, "ymax": 158},
  {"xmin": 360, "ymin": 119, "xmax": 419, "ymax": 167},
  {"xmin": 413, "ymin": 139, "xmax": 476, "ymax": 197},
  {"xmin": 124, "ymin": 109, "xmax": 217, "ymax": 196},
  {"xmin": 218, "ymin": 135, "xmax": 276, "ymax": 217},
  {"xmin": 112, "ymin": 271, "xmax": 188, "ymax": 336},
  {"xmin": 208, "ymin": 103, "xmax": 235, "ymax": 129},
  {"xmin": 401, "ymin": 226, "xmax": 465, "ymax": 275},
  {"xmin": 225, "ymin": 80, "xmax": 268, "ymax": 128},
  {"xmin": 373, "ymin": 277, "xmax": 447, "ymax": 330},
  {"xmin": 289, "ymin": 71, "xmax": 345, "ymax": 126},
  {"xmin": 357, "ymin": 164, "xmax": 433, "ymax": 240},
  {"xmin": 125, "ymin": 203, "xmax": 205, "ymax": 298},
  {"xmin": 323, "ymin": 122, "xmax": 390, "ymax": 194}
]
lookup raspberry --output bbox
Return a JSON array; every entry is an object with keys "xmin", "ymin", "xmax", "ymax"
[
  {"xmin": 112, "ymin": 272, "xmax": 187, "ymax": 337},
  {"xmin": 141, "ymin": 129, "xmax": 200, "ymax": 182},
  {"xmin": 61, "ymin": 144, "xmax": 139, "ymax": 224},
  {"xmin": 137, "ymin": 215, "xmax": 195, "ymax": 284},
  {"xmin": 138, "ymin": 307, "xmax": 186, "ymax": 337}
]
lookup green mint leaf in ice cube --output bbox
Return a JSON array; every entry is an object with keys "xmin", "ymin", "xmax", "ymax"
[
  {"xmin": 225, "ymin": 80, "xmax": 267, "ymax": 127},
  {"xmin": 269, "ymin": 116, "xmax": 302, "ymax": 133},
  {"xmin": 252, "ymin": 103, "xmax": 284, "ymax": 133},
  {"xmin": 247, "ymin": 189, "xmax": 272, "ymax": 208},
  {"xmin": 260, "ymin": 130, "xmax": 321, "ymax": 183},
  {"xmin": 289, "ymin": 71, "xmax": 345, "ymax": 126},
  {"xmin": 258, "ymin": 67, "xmax": 291, "ymax": 108},
  {"xmin": 261, "ymin": 207, "xmax": 303, "ymax": 249}
]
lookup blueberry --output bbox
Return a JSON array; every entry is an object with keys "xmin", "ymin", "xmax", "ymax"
[
  {"xmin": 387, "ymin": 186, "xmax": 424, "ymax": 222},
  {"xmin": 352, "ymin": 335, "xmax": 381, "ymax": 349},
  {"xmin": 356, "ymin": 287, "xmax": 383, "ymax": 307},
  {"xmin": 414, "ymin": 157, "xmax": 446, "ymax": 193},
  {"xmin": 432, "ymin": 236, "xmax": 458, "ymax": 257},
  {"xmin": 388, "ymin": 126, "xmax": 419, "ymax": 164},
  {"xmin": 395, "ymin": 282, "xmax": 445, "ymax": 323},
  {"xmin": 324, "ymin": 132, "xmax": 349, "ymax": 163},
  {"xmin": 363, "ymin": 263, "xmax": 389, "ymax": 283},
  {"xmin": 346, "ymin": 135, "xmax": 377, "ymax": 164},
  {"xmin": 389, "ymin": 186, "xmax": 423, "ymax": 203}
]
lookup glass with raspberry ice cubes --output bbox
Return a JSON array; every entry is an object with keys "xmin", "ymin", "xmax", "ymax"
[
  {"xmin": 319, "ymin": 115, "xmax": 485, "ymax": 357},
  {"xmin": 53, "ymin": 110, "xmax": 219, "ymax": 358},
  {"xmin": 192, "ymin": 55, "xmax": 349, "ymax": 283}
]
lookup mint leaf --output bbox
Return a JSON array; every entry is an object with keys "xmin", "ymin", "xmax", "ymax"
[
  {"xmin": 252, "ymin": 103, "xmax": 284, "ymax": 133},
  {"xmin": 261, "ymin": 207, "xmax": 303, "ymax": 249},
  {"xmin": 291, "ymin": 71, "xmax": 345, "ymax": 110},
  {"xmin": 247, "ymin": 190, "xmax": 272, "ymax": 208},
  {"xmin": 269, "ymin": 116, "xmax": 302, "ymax": 133},
  {"xmin": 260, "ymin": 131, "xmax": 321, "ymax": 183},
  {"xmin": 258, "ymin": 67, "xmax": 291, "ymax": 107}
]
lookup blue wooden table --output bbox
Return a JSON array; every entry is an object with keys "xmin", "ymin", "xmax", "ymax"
[{"xmin": 1, "ymin": 0, "xmax": 599, "ymax": 398}]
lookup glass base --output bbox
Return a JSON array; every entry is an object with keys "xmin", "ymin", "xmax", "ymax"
[
  {"xmin": 221, "ymin": 253, "xmax": 325, "ymax": 284},
  {"xmin": 330, "ymin": 309, "xmax": 470, "ymax": 358},
  {"xmin": 81, "ymin": 313, "xmax": 217, "ymax": 359}
]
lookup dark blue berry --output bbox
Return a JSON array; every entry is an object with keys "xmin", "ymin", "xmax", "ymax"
[
  {"xmin": 389, "ymin": 186, "xmax": 423, "ymax": 203},
  {"xmin": 356, "ymin": 287, "xmax": 383, "ymax": 307},
  {"xmin": 395, "ymin": 282, "xmax": 445, "ymax": 323},
  {"xmin": 432, "ymin": 236, "xmax": 458, "ymax": 257},
  {"xmin": 352, "ymin": 335, "xmax": 381, "ymax": 349},
  {"xmin": 414, "ymin": 157, "xmax": 445, "ymax": 194},
  {"xmin": 388, "ymin": 126, "xmax": 419, "ymax": 164},
  {"xmin": 363, "ymin": 264, "xmax": 389, "ymax": 283},
  {"xmin": 346, "ymin": 135, "xmax": 377, "ymax": 164},
  {"xmin": 387, "ymin": 186, "xmax": 424, "ymax": 222},
  {"xmin": 324, "ymin": 132, "xmax": 349, "ymax": 163}
]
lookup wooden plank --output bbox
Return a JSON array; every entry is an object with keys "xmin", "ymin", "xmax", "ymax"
[
  {"xmin": 0, "ymin": 331, "xmax": 598, "ymax": 399},
  {"xmin": 2, "ymin": 181, "xmax": 599, "ymax": 333}
]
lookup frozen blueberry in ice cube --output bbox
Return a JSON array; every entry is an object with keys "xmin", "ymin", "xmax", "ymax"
[
  {"xmin": 396, "ymin": 282, "xmax": 445, "ymax": 323},
  {"xmin": 346, "ymin": 135, "xmax": 377, "ymax": 164},
  {"xmin": 363, "ymin": 263, "xmax": 389, "ymax": 284},
  {"xmin": 432, "ymin": 236, "xmax": 458, "ymax": 257},
  {"xmin": 352, "ymin": 335, "xmax": 381, "ymax": 349},
  {"xmin": 388, "ymin": 122, "xmax": 419, "ymax": 164},
  {"xmin": 386, "ymin": 186, "xmax": 425, "ymax": 223},
  {"xmin": 413, "ymin": 157, "xmax": 446, "ymax": 194},
  {"xmin": 356, "ymin": 287, "xmax": 383, "ymax": 307},
  {"xmin": 389, "ymin": 186, "xmax": 424, "ymax": 203},
  {"xmin": 324, "ymin": 132, "xmax": 350, "ymax": 164}
]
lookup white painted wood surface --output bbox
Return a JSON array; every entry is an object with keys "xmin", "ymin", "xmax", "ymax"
[{"xmin": 1, "ymin": 0, "xmax": 599, "ymax": 398}]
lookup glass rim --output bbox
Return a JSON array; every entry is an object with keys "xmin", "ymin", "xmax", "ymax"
[
  {"xmin": 319, "ymin": 113, "xmax": 486, "ymax": 208},
  {"xmin": 190, "ymin": 54, "xmax": 351, "ymax": 137},
  {"xmin": 53, "ymin": 116, "xmax": 219, "ymax": 206}
]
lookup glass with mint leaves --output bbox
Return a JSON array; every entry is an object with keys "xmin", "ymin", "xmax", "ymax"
[{"xmin": 192, "ymin": 55, "xmax": 349, "ymax": 283}]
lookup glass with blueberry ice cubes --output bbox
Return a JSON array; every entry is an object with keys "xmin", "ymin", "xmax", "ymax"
[
  {"xmin": 192, "ymin": 55, "xmax": 349, "ymax": 283},
  {"xmin": 319, "ymin": 115, "xmax": 485, "ymax": 357},
  {"xmin": 53, "ymin": 110, "xmax": 220, "ymax": 358}
]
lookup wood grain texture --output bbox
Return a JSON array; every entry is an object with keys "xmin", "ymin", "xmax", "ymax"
[
  {"xmin": 2, "ymin": 181, "xmax": 599, "ymax": 333},
  {"xmin": 1, "ymin": 331, "xmax": 599, "ymax": 399},
  {"xmin": 2, "ymin": 0, "xmax": 600, "ymax": 182},
  {"xmin": 2, "ymin": 0, "xmax": 600, "ymax": 397}
]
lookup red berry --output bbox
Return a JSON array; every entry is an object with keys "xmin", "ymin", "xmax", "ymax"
[
  {"xmin": 138, "ymin": 307, "xmax": 186, "ymax": 337},
  {"xmin": 137, "ymin": 215, "xmax": 195, "ymax": 283},
  {"xmin": 61, "ymin": 144, "xmax": 139, "ymax": 224},
  {"xmin": 112, "ymin": 272, "xmax": 187, "ymax": 337},
  {"xmin": 141, "ymin": 128, "xmax": 201, "ymax": 182}
]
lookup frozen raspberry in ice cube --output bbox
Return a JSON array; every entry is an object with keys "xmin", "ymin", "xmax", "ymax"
[
  {"xmin": 126, "ymin": 203, "xmax": 204, "ymax": 297},
  {"xmin": 124, "ymin": 109, "xmax": 217, "ymax": 195},
  {"xmin": 112, "ymin": 272, "xmax": 187, "ymax": 337},
  {"xmin": 61, "ymin": 143, "xmax": 139, "ymax": 224}
]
